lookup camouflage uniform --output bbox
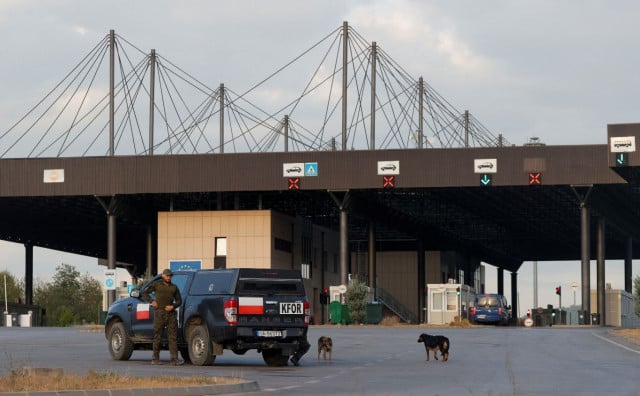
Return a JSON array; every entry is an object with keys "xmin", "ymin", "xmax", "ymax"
[{"xmin": 141, "ymin": 273, "xmax": 182, "ymax": 362}]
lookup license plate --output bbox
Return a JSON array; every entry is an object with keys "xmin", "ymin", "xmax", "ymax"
[
  {"xmin": 280, "ymin": 302, "xmax": 303, "ymax": 314},
  {"xmin": 477, "ymin": 314, "xmax": 486, "ymax": 319},
  {"xmin": 256, "ymin": 330, "xmax": 284, "ymax": 337}
]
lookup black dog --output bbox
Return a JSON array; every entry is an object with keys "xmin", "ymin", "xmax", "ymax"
[
  {"xmin": 317, "ymin": 336, "xmax": 333, "ymax": 360},
  {"xmin": 417, "ymin": 333, "xmax": 449, "ymax": 362}
]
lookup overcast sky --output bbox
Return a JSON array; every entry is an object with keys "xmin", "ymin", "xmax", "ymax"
[{"xmin": 0, "ymin": 1, "xmax": 638, "ymax": 314}]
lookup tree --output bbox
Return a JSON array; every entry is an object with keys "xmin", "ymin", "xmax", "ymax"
[
  {"xmin": 34, "ymin": 263, "xmax": 103, "ymax": 326},
  {"xmin": 634, "ymin": 275, "xmax": 640, "ymax": 316},
  {"xmin": 346, "ymin": 279, "xmax": 369, "ymax": 324},
  {"xmin": 0, "ymin": 270, "xmax": 24, "ymax": 305}
]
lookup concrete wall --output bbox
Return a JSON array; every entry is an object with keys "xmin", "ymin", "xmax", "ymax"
[{"xmin": 157, "ymin": 210, "xmax": 341, "ymax": 323}]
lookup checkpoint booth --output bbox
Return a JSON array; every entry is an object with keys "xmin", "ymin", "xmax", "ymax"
[{"xmin": 426, "ymin": 283, "xmax": 474, "ymax": 325}]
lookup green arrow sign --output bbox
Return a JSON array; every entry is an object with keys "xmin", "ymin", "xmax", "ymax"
[
  {"xmin": 616, "ymin": 153, "xmax": 628, "ymax": 166},
  {"xmin": 480, "ymin": 174, "xmax": 492, "ymax": 186}
]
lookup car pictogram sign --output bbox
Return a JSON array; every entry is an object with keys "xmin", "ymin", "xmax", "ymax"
[{"xmin": 288, "ymin": 178, "xmax": 300, "ymax": 190}]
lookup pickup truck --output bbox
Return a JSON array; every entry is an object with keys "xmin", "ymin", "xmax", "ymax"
[{"xmin": 105, "ymin": 268, "xmax": 310, "ymax": 366}]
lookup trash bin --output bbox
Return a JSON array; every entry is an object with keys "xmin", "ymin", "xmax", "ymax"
[
  {"xmin": 329, "ymin": 301, "xmax": 341, "ymax": 324},
  {"xmin": 590, "ymin": 313, "xmax": 600, "ymax": 325},
  {"xmin": 365, "ymin": 302, "xmax": 383, "ymax": 324}
]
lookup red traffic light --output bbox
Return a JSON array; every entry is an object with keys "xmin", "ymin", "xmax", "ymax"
[{"xmin": 555, "ymin": 286, "xmax": 561, "ymax": 296}]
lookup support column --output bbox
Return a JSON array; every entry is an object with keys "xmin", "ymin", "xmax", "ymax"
[
  {"xmin": 596, "ymin": 217, "xmax": 605, "ymax": 325},
  {"xmin": 370, "ymin": 42, "xmax": 376, "ymax": 150},
  {"xmin": 107, "ymin": 211, "xmax": 117, "ymax": 307},
  {"xmin": 25, "ymin": 244, "xmax": 33, "ymax": 305},
  {"xmin": 417, "ymin": 239, "xmax": 425, "ymax": 323},
  {"xmin": 341, "ymin": 21, "xmax": 348, "ymax": 151},
  {"xmin": 497, "ymin": 268, "xmax": 504, "ymax": 295},
  {"xmin": 146, "ymin": 225, "xmax": 154, "ymax": 278},
  {"xmin": 284, "ymin": 115, "xmax": 289, "ymax": 152},
  {"xmin": 581, "ymin": 203, "xmax": 590, "ymax": 321},
  {"xmin": 624, "ymin": 236, "xmax": 632, "ymax": 293},
  {"xmin": 368, "ymin": 221, "xmax": 376, "ymax": 294},
  {"xmin": 418, "ymin": 77, "xmax": 424, "ymax": 149},
  {"xmin": 340, "ymin": 209, "xmax": 348, "ymax": 286},
  {"xmin": 219, "ymin": 83, "xmax": 225, "ymax": 153},
  {"xmin": 109, "ymin": 30, "xmax": 115, "ymax": 157},
  {"xmin": 148, "ymin": 49, "xmax": 156, "ymax": 155},
  {"xmin": 511, "ymin": 272, "xmax": 518, "ymax": 322}
]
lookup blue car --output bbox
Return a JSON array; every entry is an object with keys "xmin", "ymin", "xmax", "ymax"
[{"xmin": 469, "ymin": 294, "xmax": 511, "ymax": 325}]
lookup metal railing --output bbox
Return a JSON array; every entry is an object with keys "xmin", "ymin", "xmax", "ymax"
[{"xmin": 375, "ymin": 287, "xmax": 418, "ymax": 324}]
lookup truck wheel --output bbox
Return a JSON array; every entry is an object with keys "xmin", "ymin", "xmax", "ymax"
[
  {"xmin": 188, "ymin": 325, "xmax": 215, "ymax": 366},
  {"xmin": 262, "ymin": 349, "xmax": 289, "ymax": 367},
  {"xmin": 108, "ymin": 322, "xmax": 133, "ymax": 361}
]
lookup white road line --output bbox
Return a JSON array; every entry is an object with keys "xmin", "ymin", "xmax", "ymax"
[{"xmin": 591, "ymin": 332, "xmax": 640, "ymax": 354}]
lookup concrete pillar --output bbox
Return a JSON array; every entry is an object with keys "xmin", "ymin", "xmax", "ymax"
[
  {"xmin": 497, "ymin": 268, "xmax": 504, "ymax": 295},
  {"xmin": 596, "ymin": 217, "xmax": 605, "ymax": 325},
  {"xmin": 510, "ymin": 272, "xmax": 518, "ymax": 322},
  {"xmin": 24, "ymin": 244, "xmax": 33, "ymax": 305},
  {"xmin": 624, "ymin": 236, "xmax": 632, "ymax": 293},
  {"xmin": 417, "ymin": 239, "xmax": 425, "ymax": 323},
  {"xmin": 580, "ymin": 203, "xmax": 590, "ymax": 322}
]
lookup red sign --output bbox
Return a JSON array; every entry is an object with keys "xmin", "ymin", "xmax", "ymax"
[
  {"xmin": 383, "ymin": 176, "xmax": 395, "ymax": 189},
  {"xmin": 288, "ymin": 178, "xmax": 300, "ymax": 190},
  {"xmin": 528, "ymin": 172, "xmax": 542, "ymax": 185}
]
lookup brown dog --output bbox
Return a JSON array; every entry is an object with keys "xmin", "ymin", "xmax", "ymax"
[
  {"xmin": 417, "ymin": 333, "xmax": 449, "ymax": 362},
  {"xmin": 317, "ymin": 336, "xmax": 333, "ymax": 360}
]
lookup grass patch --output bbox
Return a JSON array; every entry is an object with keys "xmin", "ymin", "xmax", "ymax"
[{"xmin": 0, "ymin": 369, "xmax": 240, "ymax": 392}]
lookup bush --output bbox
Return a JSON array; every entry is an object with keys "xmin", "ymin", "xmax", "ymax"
[{"xmin": 346, "ymin": 280, "xmax": 368, "ymax": 324}]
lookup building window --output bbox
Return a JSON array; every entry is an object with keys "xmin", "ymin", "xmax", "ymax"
[{"xmin": 215, "ymin": 237, "xmax": 227, "ymax": 269}]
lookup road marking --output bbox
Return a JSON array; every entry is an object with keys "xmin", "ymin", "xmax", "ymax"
[{"xmin": 591, "ymin": 332, "xmax": 640, "ymax": 354}]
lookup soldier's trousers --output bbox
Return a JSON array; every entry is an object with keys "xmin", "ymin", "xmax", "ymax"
[{"xmin": 152, "ymin": 309, "xmax": 178, "ymax": 360}]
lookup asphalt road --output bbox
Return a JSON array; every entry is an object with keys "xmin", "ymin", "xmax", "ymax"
[{"xmin": 0, "ymin": 325, "xmax": 638, "ymax": 395}]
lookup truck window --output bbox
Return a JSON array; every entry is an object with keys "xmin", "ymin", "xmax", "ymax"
[
  {"xmin": 236, "ymin": 279, "xmax": 304, "ymax": 296},
  {"xmin": 189, "ymin": 271, "xmax": 237, "ymax": 295}
]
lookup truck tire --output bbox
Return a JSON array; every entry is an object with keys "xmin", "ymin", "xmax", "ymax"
[
  {"xmin": 262, "ymin": 349, "xmax": 289, "ymax": 367},
  {"xmin": 188, "ymin": 325, "xmax": 215, "ymax": 366},
  {"xmin": 107, "ymin": 322, "xmax": 133, "ymax": 361}
]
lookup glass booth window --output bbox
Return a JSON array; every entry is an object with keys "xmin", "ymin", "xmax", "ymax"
[{"xmin": 431, "ymin": 291, "xmax": 443, "ymax": 311}]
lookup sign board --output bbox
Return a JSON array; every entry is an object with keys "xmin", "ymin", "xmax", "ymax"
[
  {"xmin": 474, "ymin": 159, "xmax": 497, "ymax": 174},
  {"xmin": 43, "ymin": 169, "xmax": 65, "ymax": 183},
  {"xmin": 377, "ymin": 160, "xmax": 400, "ymax": 175},
  {"xmin": 104, "ymin": 269, "xmax": 116, "ymax": 291},
  {"xmin": 282, "ymin": 162, "xmax": 318, "ymax": 177},
  {"xmin": 169, "ymin": 260, "xmax": 202, "ymax": 272},
  {"xmin": 338, "ymin": 284, "xmax": 347, "ymax": 294},
  {"xmin": 610, "ymin": 136, "xmax": 636, "ymax": 153},
  {"xmin": 524, "ymin": 317, "xmax": 534, "ymax": 327}
]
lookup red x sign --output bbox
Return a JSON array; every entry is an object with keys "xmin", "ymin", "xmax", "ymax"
[
  {"xmin": 288, "ymin": 178, "xmax": 300, "ymax": 190},
  {"xmin": 528, "ymin": 172, "xmax": 542, "ymax": 185},
  {"xmin": 383, "ymin": 176, "xmax": 395, "ymax": 189}
]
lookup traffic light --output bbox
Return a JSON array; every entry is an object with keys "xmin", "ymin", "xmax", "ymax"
[
  {"xmin": 555, "ymin": 286, "xmax": 561, "ymax": 296},
  {"xmin": 320, "ymin": 288, "xmax": 329, "ymax": 305},
  {"xmin": 456, "ymin": 287, "xmax": 460, "ymax": 296}
]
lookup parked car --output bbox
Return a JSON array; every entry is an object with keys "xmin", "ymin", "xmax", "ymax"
[{"xmin": 469, "ymin": 293, "xmax": 511, "ymax": 325}]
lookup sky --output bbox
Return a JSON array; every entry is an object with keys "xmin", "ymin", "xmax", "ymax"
[{"xmin": 0, "ymin": 1, "xmax": 639, "ymax": 313}]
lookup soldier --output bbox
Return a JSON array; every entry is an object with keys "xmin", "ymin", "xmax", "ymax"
[{"xmin": 141, "ymin": 268, "xmax": 183, "ymax": 365}]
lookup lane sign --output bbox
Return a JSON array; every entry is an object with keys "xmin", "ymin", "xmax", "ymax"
[
  {"xmin": 474, "ymin": 159, "xmax": 497, "ymax": 174},
  {"xmin": 616, "ymin": 153, "xmax": 628, "ymax": 167},
  {"xmin": 528, "ymin": 172, "xmax": 542, "ymax": 185},
  {"xmin": 383, "ymin": 175, "xmax": 395, "ymax": 189},
  {"xmin": 480, "ymin": 174, "xmax": 492, "ymax": 186},
  {"xmin": 288, "ymin": 178, "xmax": 300, "ymax": 190},
  {"xmin": 304, "ymin": 162, "xmax": 318, "ymax": 177},
  {"xmin": 283, "ymin": 163, "xmax": 303, "ymax": 177},
  {"xmin": 378, "ymin": 160, "xmax": 400, "ymax": 175},
  {"xmin": 610, "ymin": 136, "xmax": 636, "ymax": 153}
]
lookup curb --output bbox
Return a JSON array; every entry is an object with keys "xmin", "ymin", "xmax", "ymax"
[{"xmin": 0, "ymin": 380, "xmax": 260, "ymax": 396}]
